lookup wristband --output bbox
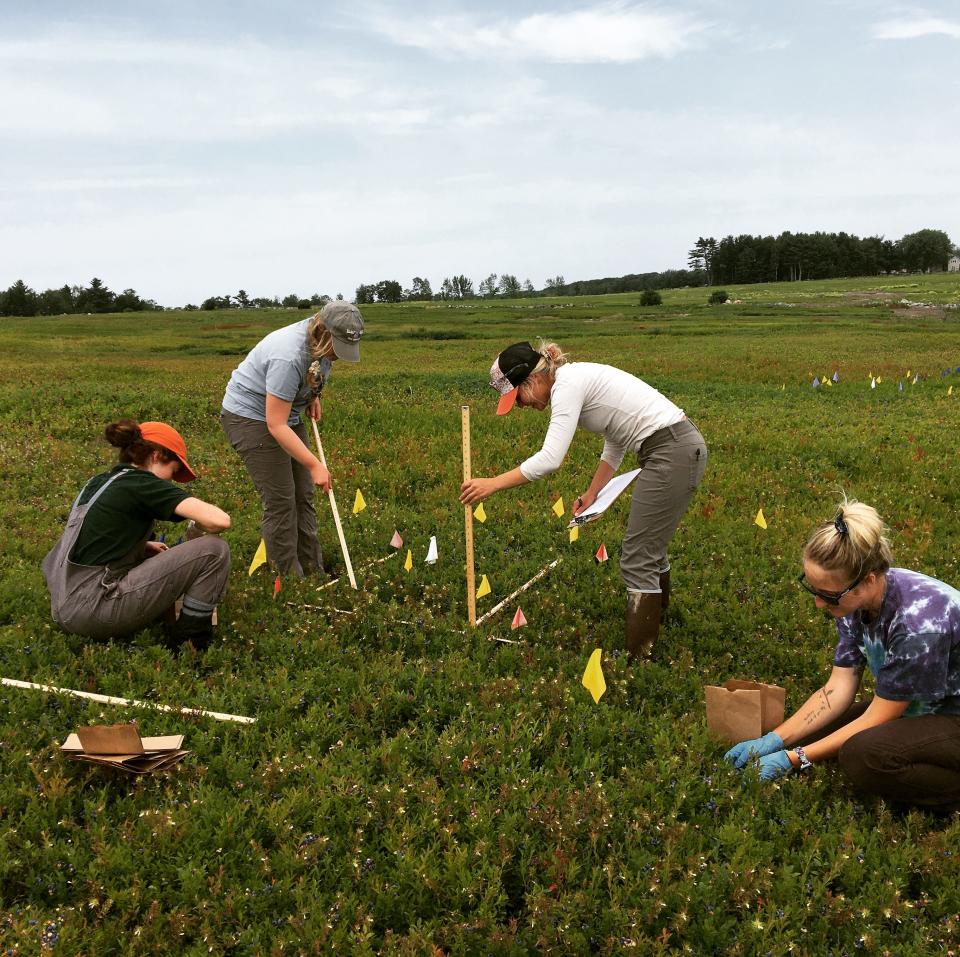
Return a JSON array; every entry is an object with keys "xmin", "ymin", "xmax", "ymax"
[{"xmin": 793, "ymin": 747, "xmax": 813, "ymax": 771}]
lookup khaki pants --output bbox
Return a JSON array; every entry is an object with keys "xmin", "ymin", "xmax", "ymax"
[
  {"xmin": 221, "ymin": 410, "xmax": 321, "ymax": 576},
  {"xmin": 620, "ymin": 419, "xmax": 707, "ymax": 592}
]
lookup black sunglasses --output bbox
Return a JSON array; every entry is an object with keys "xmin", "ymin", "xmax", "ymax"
[{"xmin": 797, "ymin": 570, "xmax": 865, "ymax": 606}]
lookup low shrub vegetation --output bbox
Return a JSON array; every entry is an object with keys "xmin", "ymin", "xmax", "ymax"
[{"xmin": 2, "ymin": 273, "xmax": 960, "ymax": 953}]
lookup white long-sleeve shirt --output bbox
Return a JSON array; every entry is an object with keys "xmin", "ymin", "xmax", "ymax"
[{"xmin": 518, "ymin": 362, "xmax": 685, "ymax": 482}]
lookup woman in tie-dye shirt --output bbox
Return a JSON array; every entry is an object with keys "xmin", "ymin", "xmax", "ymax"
[{"xmin": 723, "ymin": 499, "xmax": 960, "ymax": 813}]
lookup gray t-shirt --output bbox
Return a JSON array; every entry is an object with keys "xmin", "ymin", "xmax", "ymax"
[{"xmin": 222, "ymin": 319, "xmax": 320, "ymax": 424}]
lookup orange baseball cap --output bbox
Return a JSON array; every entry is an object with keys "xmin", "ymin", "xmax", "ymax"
[{"xmin": 139, "ymin": 421, "xmax": 196, "ymax": 482}]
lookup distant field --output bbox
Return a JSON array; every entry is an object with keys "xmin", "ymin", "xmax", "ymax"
[{"xmin": 2, "ymin": 274, "xmax": 960, "ymax": 954}]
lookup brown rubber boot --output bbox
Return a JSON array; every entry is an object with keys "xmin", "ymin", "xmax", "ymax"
[
  {"xmin": 659, "ymin": 570, "xmax": 671, "ymax": 612},
  {"xmin": 625, "ymin": 592, "xmax": 662, "ymax": 660}
]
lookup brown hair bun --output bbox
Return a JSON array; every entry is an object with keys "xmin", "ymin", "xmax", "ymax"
[{"xmin": 104, "ymin": 419, "xmax": 142, "ymax": 449}]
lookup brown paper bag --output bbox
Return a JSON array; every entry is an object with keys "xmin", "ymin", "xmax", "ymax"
[
  {"xmin": 705, "ymin": 679, "xmax": 786, "ymax": 744},
  {"xmin": 76, "ymin": 724, "xmax": 144, "ymax": 755}
]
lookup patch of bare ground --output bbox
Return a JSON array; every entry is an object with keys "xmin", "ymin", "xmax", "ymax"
[{"xmin": 894, "ymin": 305, "xmax": 948, "ymax": 320}]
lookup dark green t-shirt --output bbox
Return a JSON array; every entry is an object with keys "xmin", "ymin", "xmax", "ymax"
[{"xmin": 70, "ymin": 465, "xmax": 190, "ymax": 566}]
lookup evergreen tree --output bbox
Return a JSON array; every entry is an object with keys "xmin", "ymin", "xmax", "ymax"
[
  {"xmin": 1, "ymin": 279, "xmax": 39, "ymax": 316},
  {"xmin": 76, "ymin": 277, "xmax": 115, "ymax": 313}
]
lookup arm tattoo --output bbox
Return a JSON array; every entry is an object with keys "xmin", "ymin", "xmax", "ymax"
[{"xmin": 802, "ymin": 688, "xmax": 835, "ymax": 726}]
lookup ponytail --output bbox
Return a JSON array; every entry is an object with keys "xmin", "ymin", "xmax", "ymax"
[
  {"xmin": 533, "ymin": 339, "xmax": 569, "ymax": 377},
  {"xmin": 306, "ymin": 314, "xmax": 334, "ymax": 362}
]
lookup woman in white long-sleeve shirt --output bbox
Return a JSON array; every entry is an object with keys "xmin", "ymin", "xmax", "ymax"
[{"xmin": 460, "ymin": 340, "xmax": 707, "ymax": 658}]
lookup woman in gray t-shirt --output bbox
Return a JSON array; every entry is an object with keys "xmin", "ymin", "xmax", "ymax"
[{"xmin": 220, "ymin": 301, "xmax": 364, "ymax": 577}]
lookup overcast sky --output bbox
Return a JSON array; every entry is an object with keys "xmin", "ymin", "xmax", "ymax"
[{"xmin": 2, "ymin": 1, "xmax": 958, "ymax": 305}]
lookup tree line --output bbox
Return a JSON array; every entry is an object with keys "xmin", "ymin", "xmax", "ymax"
[
  {"xmin": 687, "ymin": 228, "xmax": 956, "ymax": 286},
  {"xmin": 0, "ymin": 277, "xmax": 161, "ymax": 317},
  {"xmin": 353, "ymin": 270, "xmax": 704, "ymax": 303},
  {"xmin": 3, "ymin": 228, "xmax": 956, "ymax": 317},
  {"xmin": 354, "ymin": 275, "xmax": 541, "ymax": 303},
  {"xmin": 197, "ymin": 291, "xmax": 344, "ymax": 311}
]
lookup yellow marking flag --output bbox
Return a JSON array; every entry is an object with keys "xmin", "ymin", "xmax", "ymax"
[
  {"xmin": 248, "ymin": 539, "xmax": 267, "ymax": 576},
  {"xmin": 950, "ymin": 385, "xmax": 954, "ymax": 397},
  {"xmin": 476, "ymin": 574, "xmax": 491, "ymax": 598},
  {"xmin": 403, "ymin": 549, "xmax": 413, "ymax": 572},
  {"xmin": 352, "ymin": 489, "xmax": 366, "ymax": 514},
  {"xmin": 569, "ymin": 525, "xmax": 579, "ymax": 543},
  {"xmin": 755, "ymin": 508, "xmax": 768, "ymax": 530},
  {"xmin": 552, "ymin": 497, "xmax": 564, "ymax": 518},
  {"xmin": 474, "ymin": 503, "xmax": 487, "ymax": 523},
  {"xmin": 582, "ymin": 649, "xmax": 606, "ymax": 704}
]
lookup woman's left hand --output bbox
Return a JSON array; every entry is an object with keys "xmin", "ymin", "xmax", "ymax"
[
  {"xmin": 460, "ymin": 478, "xmax": 498, "ymax": 505},
  {"xmin": 306, "ymin": 397, "xmax": 322, "ymax": 421},
  {"xmin": 144, "ymin": 541, "xmax": 169, "ymax": 556},
  {"xmin": 757, "ymin": 751, "xmax": 794, "ymax": 781}
]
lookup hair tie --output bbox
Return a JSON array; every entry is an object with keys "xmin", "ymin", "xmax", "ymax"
[{"xmin": 834, "ymin": 511, "xmax": 848, "ymax": 537}]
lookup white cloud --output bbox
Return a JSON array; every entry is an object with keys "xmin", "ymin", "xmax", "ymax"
[
  {"xmin": 0, "ymin": 26, "xmax": 436, "ymax": 141},
  {"xmin": 369, "ymin": 2, "xmax": 706, "ymax": 63},
  {"xmin": 872, "ymin": 15, "xmax": 960, "ymax": 40}
]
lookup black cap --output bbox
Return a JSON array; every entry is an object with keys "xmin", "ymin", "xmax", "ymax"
[{"xmin": 490, "ymin": 342, "xmax": 542, "ymax": 415}]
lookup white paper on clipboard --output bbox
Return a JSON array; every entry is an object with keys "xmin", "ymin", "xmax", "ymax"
[{"xmin": 567, "ymin": 467, "xmax": 643, "ymax": 527}]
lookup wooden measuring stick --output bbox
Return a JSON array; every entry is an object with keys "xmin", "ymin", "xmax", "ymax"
[
  {"xmin": 310, "ymin": 418, "xmax": 358, "ymax": 590},
  {"xmin": 475, "ymin": 557, "xmax": 562, "ymax": 627},
  {"xmin": 1, "ymin": 677, "xmax": 255, "ymax": 725},
  {"xmin": 462, "ymin": 405, "xmax": 477, "ymax": 627}
]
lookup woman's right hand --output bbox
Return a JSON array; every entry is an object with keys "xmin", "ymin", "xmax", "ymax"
[
  {"xmin": 723, "ymin": 731, "xmax": 784, "ymax": 769},
  {"xmin": 459, "ymin": 477, "xmax": 498, "ymax": 505},
  {"xmin": 572, "ymin": 490, "xmax": 597, "ymax": 516},
  {"xmin": 310, "ymin": 462, "xmax": 332, "ymax": 492}
]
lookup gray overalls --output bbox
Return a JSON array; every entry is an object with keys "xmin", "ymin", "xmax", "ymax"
[{"xmin": 43, "ymin": 469, "xmax": 230, "ymax": 640}]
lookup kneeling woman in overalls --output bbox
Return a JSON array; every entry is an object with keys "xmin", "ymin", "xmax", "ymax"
[{"xmin": 43, "ymin": 419, "xmax": 231, "ymax": 650}]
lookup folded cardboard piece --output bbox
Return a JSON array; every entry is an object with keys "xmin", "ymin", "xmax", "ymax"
[
  {"xmin": 60, "ymin": 723, "xmax": 188, "ymax": 775},
  {"xmin": 705, "ymin": 679, "xmax": 786, "ymax": 744}
]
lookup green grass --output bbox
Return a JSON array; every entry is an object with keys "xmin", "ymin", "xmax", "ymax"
[{"xmin": 2, "ymin": 274, "xmax": 960, "ymax": 954}]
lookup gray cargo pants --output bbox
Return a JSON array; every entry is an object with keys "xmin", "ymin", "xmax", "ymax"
[
  {"xmin": 620, "ymin": 419, "xmax": 707, "ymax": 593},
  {"xmin": 221, "ymin": 409, "xmax": 322, "ymax": 577},
  {"xmin": 52, "ymin": 537, "xmax": 230, "ymax": 641}
]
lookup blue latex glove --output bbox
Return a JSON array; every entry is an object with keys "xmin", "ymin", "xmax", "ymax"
[
  {"xmin": 724, "ymin": 731, "xmax": 784, "ymax": 769},
  {"xmin": 758, "ymin": 750, "xmax": 794, "ymax": 781}
]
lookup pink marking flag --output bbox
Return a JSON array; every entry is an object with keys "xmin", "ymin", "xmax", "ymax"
[{"xmin": 511, "ymin": 607, "xmax": 527, "ymax": 630}]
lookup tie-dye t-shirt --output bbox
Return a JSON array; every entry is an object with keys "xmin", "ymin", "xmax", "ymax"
[{"xmin": 833, "ymin": 568, "xmax": 960, "ymax": 716}]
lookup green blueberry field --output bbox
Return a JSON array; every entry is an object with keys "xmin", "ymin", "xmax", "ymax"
[{"xmin": 2, "ymin": 274, "xmax": 960, "ymax": 955}]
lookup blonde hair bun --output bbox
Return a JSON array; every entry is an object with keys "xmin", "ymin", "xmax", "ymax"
[{"xmin": 804, "ymin": 496, "xmax": 893, "ymax": 579}]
